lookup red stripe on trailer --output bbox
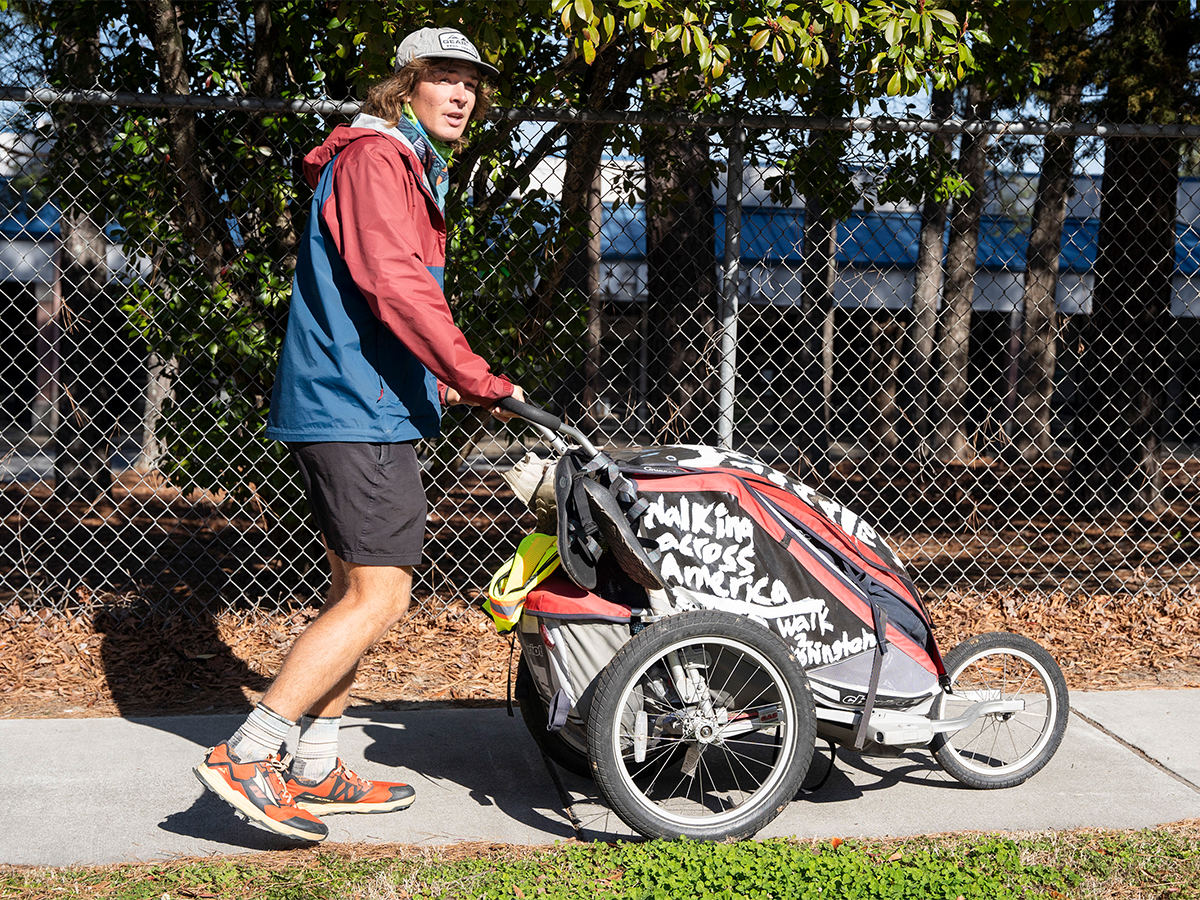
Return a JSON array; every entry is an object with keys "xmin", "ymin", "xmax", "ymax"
[
  {"xmin": 525, "ymin": 575, "xmax": 633, "ymax": 620},
  {"xmin": 689, "ymin": 466, "xmax": 931, "ymax": 631}
]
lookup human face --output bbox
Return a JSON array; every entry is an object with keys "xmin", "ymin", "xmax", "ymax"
[{"xmin": 408, "ymin": 61, "xmax": 479, "ymax": 144}]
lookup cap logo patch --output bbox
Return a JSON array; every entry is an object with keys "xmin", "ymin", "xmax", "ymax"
[{"xmin": 439, "ymin": 32, "xmax": 479, "ymax": 59}]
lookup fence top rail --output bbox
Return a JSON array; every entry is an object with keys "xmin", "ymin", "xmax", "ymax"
[{"xmin": 5, "ymin": 85, "xmax": 1200, "ymax": 139}]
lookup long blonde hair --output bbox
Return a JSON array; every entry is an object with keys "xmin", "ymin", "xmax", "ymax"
[{"xmin": 362, "ymin": 58, "xmax": 494, "ymax": 153}]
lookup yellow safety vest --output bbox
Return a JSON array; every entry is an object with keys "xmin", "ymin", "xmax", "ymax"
[{"xmin": 484, "ymin": 532, "xmax": 560, "ymax": 632}]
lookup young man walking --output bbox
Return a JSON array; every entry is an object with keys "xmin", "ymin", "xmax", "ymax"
[{"xmin": 194, "ymin": 27, "xmax": 523, "ymax": 841}]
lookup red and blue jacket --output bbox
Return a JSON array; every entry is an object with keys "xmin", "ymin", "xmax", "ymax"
[{"xmin": 267, "ymin": 115, "xmax": 513, "ymax": 444}]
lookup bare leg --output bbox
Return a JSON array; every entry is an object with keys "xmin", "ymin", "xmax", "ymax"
[{"xmin": 262, "ymin": 546, "xmax": 412, "ymax": 723}]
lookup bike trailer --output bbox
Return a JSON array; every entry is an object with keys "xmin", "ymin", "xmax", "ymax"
[
  {"xmin": 498, "ymin": 402, "xmax": 1069, "ymax": 840},
  {"xmin": 513, "ymin": 442, "xmax": 947, "ymax": 749}
]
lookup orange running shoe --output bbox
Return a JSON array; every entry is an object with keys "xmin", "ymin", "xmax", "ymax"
[
  {"xmin": 285, "ymin": 759, "xmax": 416, "ymax": 815},
  {"xmin": 194, "ymin": 743, "xmax": 328, "ymax": 841}
]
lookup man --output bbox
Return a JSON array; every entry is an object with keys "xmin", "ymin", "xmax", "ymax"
[{"xmin": 194, "ymin": 27, "xmax": 523, "ymax": 842}]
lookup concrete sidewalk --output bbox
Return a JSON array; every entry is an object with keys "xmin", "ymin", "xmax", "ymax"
[{"xmin": 2, "ymin": 690, "xmax": 1198, "ymax": 867}]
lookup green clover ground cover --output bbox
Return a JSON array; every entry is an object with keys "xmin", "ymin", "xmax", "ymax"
[{"xmin": 2, "ymin": 827, "xmax": 1197, "ymax": 900}]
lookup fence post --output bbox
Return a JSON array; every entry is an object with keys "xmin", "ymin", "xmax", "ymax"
[{"xmin": 718, "ymin": 125, "xmax": 744, "ymax": 450}]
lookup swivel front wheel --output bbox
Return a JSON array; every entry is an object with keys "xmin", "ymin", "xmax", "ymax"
[{"xmin": 931, "ymin": 632, "xmax": 1069, "ymax": 789}]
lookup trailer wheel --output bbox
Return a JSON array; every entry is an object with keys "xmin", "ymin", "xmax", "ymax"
[
  {"xmin": 587, "ymin": 610, "xmax": 815, "ymax": 840},
  {"xmin": 931, "ymin": 632, "xmax": 1069, "ymax": 789}
]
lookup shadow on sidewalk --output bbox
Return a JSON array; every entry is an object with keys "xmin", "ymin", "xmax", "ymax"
[
  {"xmin": 158, "ymin": 790, "xmax": 317, "ymax": 851},
  {"xmin": 356, "ymin": 709, "xmax": 578, "ymax": 841}
]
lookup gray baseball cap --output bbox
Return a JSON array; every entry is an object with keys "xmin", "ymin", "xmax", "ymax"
[{"xmin": 394, "ymin": 27, "xmax": 499, "ymax": 76}]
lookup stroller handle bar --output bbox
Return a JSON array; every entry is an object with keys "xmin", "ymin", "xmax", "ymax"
[{"xmin": 497, "ymin": 396, "xmax": 600, "ymax": 458}]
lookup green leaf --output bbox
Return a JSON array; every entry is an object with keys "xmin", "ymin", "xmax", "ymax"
[
  {"xmin": 884, "ymin": 16, "xmax": 902, "ymax": 46},
  {"xmin": 930, "ymin": 10, "xmax": 957, "ymax": 32}
]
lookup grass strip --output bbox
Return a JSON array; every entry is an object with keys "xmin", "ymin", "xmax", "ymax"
[{"xmin": 1, "ymin": 823, "xmax": 1197, "ymax": 900}]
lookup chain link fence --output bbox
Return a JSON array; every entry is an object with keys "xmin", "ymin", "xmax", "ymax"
[{"xmin": 1, "ymin": 87, "xmax": 1197, "ymax": 620}]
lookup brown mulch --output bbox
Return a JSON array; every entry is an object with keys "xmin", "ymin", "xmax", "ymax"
[
  {"xmin": 929, "ymin": 585, "xmax": 1200, "ymax": 689},
  {"xmin": 2, "ymin": 586, "xmax": 1199, "ymax": 720},
  {"xmin": 0, "ymin": 599, "xmax": 516, "ymax": 719}
]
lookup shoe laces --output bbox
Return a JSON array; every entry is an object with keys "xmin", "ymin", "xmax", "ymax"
[
  {"xmin": 263, "ymin": 753, "xmax": 297, "ymax": 805},
  {"xmin": 332, "ymin": 759, "xmax": 372, "ymax": 791}
]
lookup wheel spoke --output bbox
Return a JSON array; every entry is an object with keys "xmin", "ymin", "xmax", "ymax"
[
  {"xmin": 695, "ymin": 750, "xmax": 739, "ymax": 814},
  {"xmin": 718, "ymin": 742, "xmax": 778, "ymax": 776}
]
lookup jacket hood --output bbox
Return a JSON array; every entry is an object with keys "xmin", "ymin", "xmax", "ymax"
[
  {"xmin": 302, "ymin": 121, "xmax": 420, "ymax": 188},
  {"xmin": 303, "ymin": 116, "xmax": 449, "ymax": 211}
]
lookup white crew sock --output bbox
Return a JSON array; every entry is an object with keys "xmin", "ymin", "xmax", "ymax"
[
  {"xmin": 290, "ymin": 715, "xmax": 341, "ymax": 784},
  {"xmin": 226, "ymin": 702, "xmax": 295, "ymax": 763}
]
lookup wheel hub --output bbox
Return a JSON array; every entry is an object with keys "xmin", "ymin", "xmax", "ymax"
[{"xmin": 682, "ymin": 709, "xmax": 724, "ymax": 745}]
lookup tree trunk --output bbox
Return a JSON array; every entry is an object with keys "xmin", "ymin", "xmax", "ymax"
[
  {"xmin": 1011, "ymin": 80, "xmax": 1082, "ymax": 461},
  {"xmin": 251, "ymin": 0, "xmax": 276, "ymax": 97},
  {"xmin": 557, "ymin": 116, "xmax": 608, "ymax": 419},
  {"xmin": 800, "ymin": 146, "xmax": 842, "ymax": 476},
  {"xmin": 907, "ymin": 88, "xmax": 954, "ymax": 460},
  {"xmin": 49, "ymin": 1, "xmax": 115, "ymax": 503},
  {"xmin": 798, "ymin": 59, "xmax": 847, "ymax": 475},
  {"xmin": 249, "ymin": 0, "xmax": 297, "ymax": 264},
  {"xmin": 141, "ymin": 0, "xmax": 224, "ymax": 279},
  {"xmin": 521, "ymin": 48, "xmax": 616, "ymax": 360},
  {"xmin": 581, "ymin": 165, "xmax": 607, "ymax": 426},
  {"xmin": 1074, "ymin": 133, "xmax": 1175, "ymax": 508},
  {"xmin": 936, "ymin": 83, "xmax": 991, "ymax": 463},
  {"xmin": 1072, "ymin": 0, "xmax": 1193, "ymax": 510},
  {"xmin": 644, "ymin": 75, "xmax": 718, "ymax": 443},
  {"xmin": 867, "ymin": 310, "xmax": 907, "ymax": 469}
]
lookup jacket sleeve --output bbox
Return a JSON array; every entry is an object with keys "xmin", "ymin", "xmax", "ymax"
[{"xmin": 321, "ymin": 138, "xmax": 513, "ymax": 406}]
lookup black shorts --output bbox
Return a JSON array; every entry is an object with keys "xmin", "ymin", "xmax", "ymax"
[{"xmin": 289, "ymin": 442, "xmax": 427, "ymax": 567}]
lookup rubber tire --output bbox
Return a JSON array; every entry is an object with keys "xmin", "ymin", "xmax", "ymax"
[
  {"xmin": 515, "ymin": 656, "xmax": 593, "ymax": 779},
  {"xmin": 587, "ymin": 609, "xmax": 816, "ymax": 841},
  {"xmin": 931, "ymin": 632, "xmax": 1069, "ymax": 789}
]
